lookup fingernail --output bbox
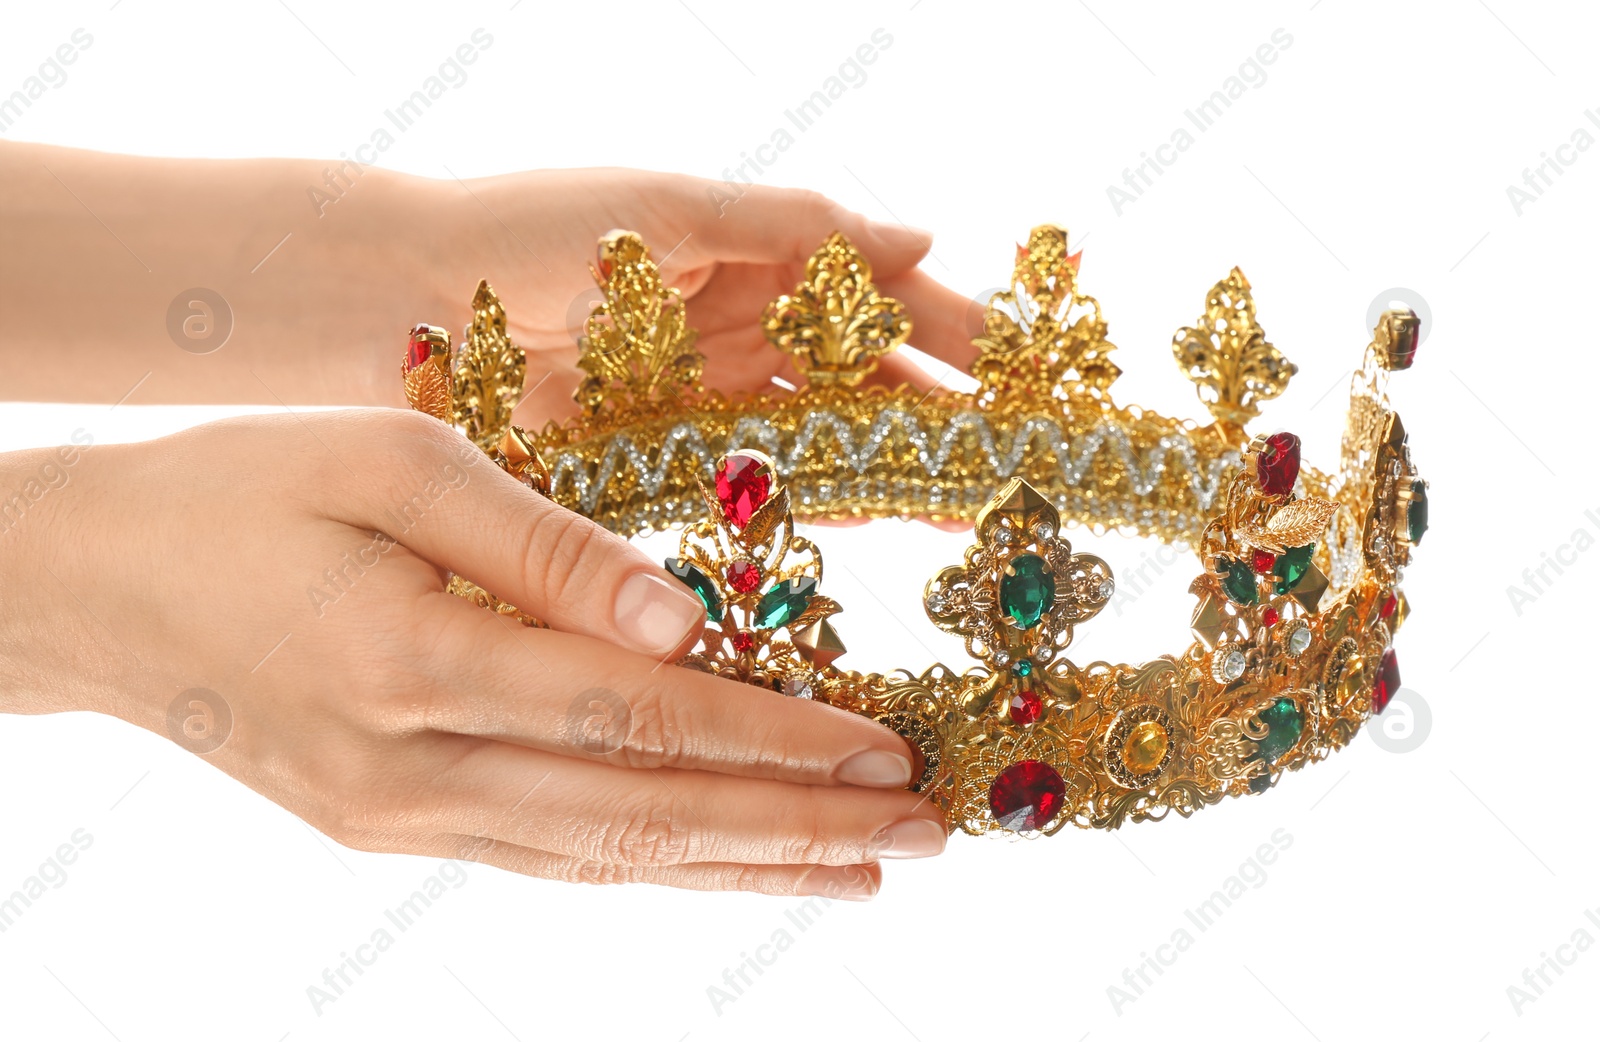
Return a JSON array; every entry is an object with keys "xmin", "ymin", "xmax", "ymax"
[
  {"xmin": 835, "ymin": 749, "xmax": 912, "ymax": 788},
  {"xmin": 868, "ymin": 818, "xmax": 947, "ymax": 860},
  {"xmin": 798, "ymin": 864, "xmax": 878, "ymax": 902},
  {"xmin": 868, "ymin": 219, "xmax": 933, "ymax": 251},
  {"xmin": 614, "ymin": 571, "xmax": 703, "ymax": 656}
]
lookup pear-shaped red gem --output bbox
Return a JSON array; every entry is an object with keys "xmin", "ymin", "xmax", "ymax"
[
  {"xmin": 1256, "ymin": 432, "xmax": 1301, "ymax": 497},
  {"xmin": 714, "ymin": 452, "xmax": 772, "ymax": 529},
  {"xmin": 1372, "ymin": 648, "xmax": 1400, "ymax": 714},
  {"xmin": 989, "ymin": 759, "xmax": 1065, "ymax": 831}
]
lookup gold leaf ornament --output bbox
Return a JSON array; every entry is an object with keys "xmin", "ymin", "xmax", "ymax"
[
  {"xmin": 576, "ymin": 230, "xmax": 704, "ymax": 416},
  {"xmin": 1172, "ymin": 268, "xmax": 1296, "ymax": 429},
  {"xmin": 452, "ymin": 280, "xmax": 526, "ymax": 452},
  {"xmin": 1240, "ymin": 496, "xmax": 1339, "ymax": 553},
  {"xmin": 762, "ymin": 232, "xmax": 911, "ymax": 385}
]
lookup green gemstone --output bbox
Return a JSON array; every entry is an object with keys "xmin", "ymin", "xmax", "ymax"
[
  {"xmin": 1221, "ymin": 557, "xmax": 1258, "ymax": 606},
  {"xmin": 999, "ymin": 554, "xmax": 1055, "ymax": 629},
  {"xmin": 755, "ymin": 576, "xmax": 817, "ymax": 630},
  {"xmin": 1255, "ymin": 697, "xmax": 1304, "ymax": 764},
  {"xmin": 1408, "ymin": 481, "xmax": 1428, "ymax": 545},
  {"xmin": 1011, "ymin": 660, "xmax": 1033, "ymax": 678},
  {"xmin": 1272, "ymin": 544, "xmax": 1315, "ymax": 595},
  {"xmin": 665, "ymin": 558, "xmax": 722, "ymax": 621}
]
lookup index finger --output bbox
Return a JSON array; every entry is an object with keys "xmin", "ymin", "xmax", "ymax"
[{"xmin": 421, "ymin": 595, "xmax": 919, "ymax": 789}]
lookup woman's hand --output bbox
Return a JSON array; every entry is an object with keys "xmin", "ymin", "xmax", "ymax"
[
  {"xmin": 416, "ymin": 168, "xmax": 979, "ymax": 427},
  {"xmin": 0, "ymin": 410, "xmax": 946, "ymax": 895},
  {"xmin": 1, "ymin": 143, "xmax": 978, "ymax": 430}
]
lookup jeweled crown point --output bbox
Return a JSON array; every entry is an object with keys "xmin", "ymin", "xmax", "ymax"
[{"xmin": 714, "ymin": 450, "xmax": 775, "ymax": 530}]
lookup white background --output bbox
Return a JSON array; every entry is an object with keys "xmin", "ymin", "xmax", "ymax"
[{"xmin": 3, "ymin": 1, "xmax": 1598, "ymax": 1039}]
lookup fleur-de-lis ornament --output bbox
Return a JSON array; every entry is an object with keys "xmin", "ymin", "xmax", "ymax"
[
  {"xmin": 1172, "ymin": 268, "xmax": 1296, "ymax": 431},
  {"xmin": 761, "ymin": 232, "xmax": 911, "ymax": 385}
]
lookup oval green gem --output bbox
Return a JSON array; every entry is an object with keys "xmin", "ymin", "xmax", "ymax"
[
  {"xmin": 665, "ymin": 558, "xmax": 722, "ymax": 621},
  {"xmin": 1000, "ymin": 554, "xmax": 1055, "ymax": 629},
  {"xmin": 1255, "ymin": 697, "xmax": 1304, "ymax": 764},
  {"xmin": 1221, "ymin": 557, "xmax": 1258, "ymax": 606},
  {"xmin": 1272, "ymin": 544, "xmax": 1315, "ymax": 595},
  {"xmin": 1408, "ymin": 481, "xmax": 1428, "ymax": 545},
  {"xmin": 755, "ymin": 576, "xmax": 817, "ymax": 630}
]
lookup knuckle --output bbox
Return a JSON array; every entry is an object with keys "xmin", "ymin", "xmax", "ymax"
[
  {"xmin": 588, "ymin": 798, "xmax": 693, "ymax": 866},
  {"xmin": 568, "ymin": 860, "xmax": 638, "ymax": 887},
  {"xmin": 777, "ymin": 800, "xmax": 839, "ymax": 865},
  {"xmin": 519, "ymin": 504, "xmax": 611, "ymax": 609},
  {"xmin": 611, "ymin": 682, "xmax": 686, "ymax": 769}
]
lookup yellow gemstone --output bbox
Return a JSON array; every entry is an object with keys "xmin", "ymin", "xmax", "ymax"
[
  {"xmin": 1335, "ymin": 653, "xmax": 1368, "ymax": 704},
  {"xmin": 1122, "ymin": 720, "xmax": 1169, "ymax": 774}
]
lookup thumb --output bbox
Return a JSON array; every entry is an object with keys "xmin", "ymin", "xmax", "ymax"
[
  {"xmin": 682, "ymin": 180, "xmax": 934, "ymax": 277},
  {"xmin": 350, "ymin": 413, "xmax": 707, "ymax": 661}
]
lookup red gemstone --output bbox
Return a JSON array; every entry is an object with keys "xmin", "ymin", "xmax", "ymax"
[
  {"xmin": 1379, "ymin": 594, "xmax": 1397, "ymax": 620},
  {"xmin": 714, "ymin": 452, "xmax": 773, "ymax": 529},
  {"xmin": 1255, "ymin": 432, "xmax": 1301, "ymax": 498},
  {"xmin": 405, "ymin": 324, "xmax": 433, "ymax": 371},
  {"xmin": 1262, "ymin": 606, "xmax": 1280, "ymax": 627},
  {"xmin": 726, "ymin": 560, "xmax": 763, "ymax": 594},
  {"xmin": 988, "ymin": 759, "xmax": 1066, "ymax": 832},
  {"xmin": 1008, "ymin": 689, "xmax": 1043, "ymax": 726},
  {"xmin": 1251, "ymin": 548, "xmax": 1277, "ymax": 575},
  {"xmin": 731, "ymin": 630, "xmax": 755, "ymax": 654},
  {"xmin": 1372, "ymin": 648, "xmax": 1400, "ymax": 714}
]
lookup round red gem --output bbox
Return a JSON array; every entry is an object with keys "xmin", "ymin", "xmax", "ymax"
[
  {"xmin": 1008, "ymin": 689, "xmax": 1043, "ymax": 726},
  {"xmin": 714, "ymin": 452, "xmax": 773, "ymax": 529},
  {"xmin": 1262, "ymin": 606, "xmax": 1280, "ymax": 627},
  {"xmin": 726, "ymin": 560, "xmax": 763, "ymax": 594},
  {"xmin": 731, "ymin": 630, "xmax": 755, "ymax": 654},
  {"xmin": 1379, "ymin": 594, "xmax": 1397, "ymax": 620},
  {"xmin": 1255, "ymin": 432, "xmax": 1301, "ymax": 498},
  {"xmin": 989, "ymin": 760, "xmax": 1065, "ymax": 832},
  {"xmin": 1372, "ymin": 648, "xmax": 1400, "ymax": 714},
  {"xmin": 405, "ymin": 324, "xmax": 433, "ymax": 371},
  {"xmin": 1251, "ymin": 548, "xmax": 1277, "ymax": 574}
]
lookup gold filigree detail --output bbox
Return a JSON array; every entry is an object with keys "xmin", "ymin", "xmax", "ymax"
[
  {"xmin": 761, "ymin": 232, "xmax": 910, "ymax": 385},
  {"xmin": 575, "ymin": 230, "xmax": 703, "ymax": 418},
  {"xmin": 972, "ymin": 225, "xmax": 1120, "ymax": 399},
  {"xmin": 1172, "ymin": 268, "xmax": 1296, "ymax": 430}
]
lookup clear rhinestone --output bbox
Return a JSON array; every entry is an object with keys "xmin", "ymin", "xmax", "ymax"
[
  {"xmin": 925, "ymin": 592, "xmax": 949, "ymax": 615},
  {"xmin": 782, "ymin": 676, "xmax": 814, "ymax": 699},
  {"xmin": 994, "ymin": 650, "xmax": 1011, "ymax": 667},
  {"xmin": 1286, "ymin": 622, "xmax": 1312, "ymax": 656},
  {"xmin": 1213, "ymin": 646, "xmax": 1247, "ymax": 683},
  {"xmin": 1096, "ymin": 578, "xmax": 1115, "ymax": 600},
  {"xmin": 994, "ymin": 525, "xmax": 1014, "ymax": 546},
  {"xmin": 1035, "ymin": 522, "xmax": 1055, "ymax": 542}
]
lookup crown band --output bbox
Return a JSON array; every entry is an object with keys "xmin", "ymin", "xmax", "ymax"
[{"xmin": 400, "ymin": 225, "xmax": 1428, "ymax": 836}]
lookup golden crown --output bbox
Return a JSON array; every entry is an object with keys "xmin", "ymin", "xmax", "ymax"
[{"xmin": 400, "ymin": 225, "xmax": 1428, "ymax": 836}]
